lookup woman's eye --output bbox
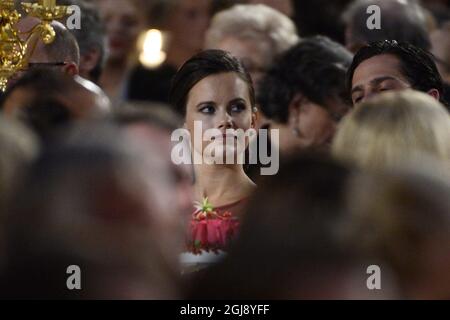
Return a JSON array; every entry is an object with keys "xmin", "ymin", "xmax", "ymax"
[
  {"xmin": 199, "ymin": 105, "xmax": 215, "ymax": 114},
  {"xmin": 230, "ymin": 103, "xmax": 246, "ymax": 113},
  {"xmin": 122, "ymin": 15, "xmax": 138, "ymax": 28}
]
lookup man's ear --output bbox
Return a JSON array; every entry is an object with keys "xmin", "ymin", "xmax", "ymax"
[
  {"xmin": 427, "ymin": 88, "xmax": 441, "ymax": 101},
  {"xmin": 63, "ymin": 62, "xmax": 79, "ymax": 76}
]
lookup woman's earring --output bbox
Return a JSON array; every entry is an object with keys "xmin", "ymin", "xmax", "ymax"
[{"xmin": 292, "ymin": 126, "xmax": 301, "ymax": 137}]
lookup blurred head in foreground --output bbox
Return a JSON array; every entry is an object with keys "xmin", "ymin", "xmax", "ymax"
[
  {"xmin": 347, "ymin": 159, "xmax": 450, "ymax": 299},
  {"xmin": 0, "ymin": 117, "xmax": 39, "ymax": 268},
  {"xmin": 112, "ymin": 102, "xmax": 193, "ymax": 220},
  {"xmin": 1, "ymin": 123, "xmax": 183, "ymax": 299},
  {"xmin": 1, "ymin": 69, "xmax": 110, "ymax": 142}
]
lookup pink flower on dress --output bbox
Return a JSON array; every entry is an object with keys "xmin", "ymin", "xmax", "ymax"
[{"xmin": 188, "ymin": 198, "xmax": 239, "ymax": 254}]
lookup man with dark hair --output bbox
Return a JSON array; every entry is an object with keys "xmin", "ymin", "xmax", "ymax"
[
  {"xmin": 342, "ymin": 0, "xmax": 431, "ymax": 53},
  {"xmin": 58, "ymin": 0, "xmax": 107, "ymax": 83},
  {"xmin": 348, "ymin": 40, "xmax": 444, "ymax": 105}
]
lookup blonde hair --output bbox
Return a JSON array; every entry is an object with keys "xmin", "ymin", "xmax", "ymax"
[
  {"xmin": 205, "ymin": 4, "xmax": 299, "ymax": 62},
  {"xmin": 332, "ymin": 90, "xmax": 450, "ymax": 170}
]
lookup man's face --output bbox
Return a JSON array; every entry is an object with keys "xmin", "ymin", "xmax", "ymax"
[{"xmin": 351, "ymin": 54, "xmax": 411, "ymax": 105}]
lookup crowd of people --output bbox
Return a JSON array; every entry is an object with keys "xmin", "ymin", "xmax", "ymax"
[{"xmin": 0, "ymin": 0, "xmax": 450, "ymax": 299}]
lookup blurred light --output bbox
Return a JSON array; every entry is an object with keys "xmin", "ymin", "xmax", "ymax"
[{"xmin": 138, "ymin": 29, "xmax": 167, "ymax": 69}]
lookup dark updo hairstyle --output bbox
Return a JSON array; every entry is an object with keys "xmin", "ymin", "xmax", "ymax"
[
  {"xmin": 169, "ymin": 49, "xmax": 255, "ymax": 116},
  {"xmin": 258, "ymin": 36, "xmax": 353, "ymax": 123}
]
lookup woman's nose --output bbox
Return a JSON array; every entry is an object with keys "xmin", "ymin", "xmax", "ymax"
[
  {"xmin": 217, "ymin": 112, "xmax": 234, "ymax": 130},
  {"xmin": 107, "ymin": 18, "xmax": 122, "ymax": 33}
]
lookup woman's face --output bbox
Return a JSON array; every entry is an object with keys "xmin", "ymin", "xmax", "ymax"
[
  {"xmin": 168, "ymin": 0, "xmax": 211, "ymax": 53},
  {"xmin": 291, "ymin": 97, "xmax": 350, "ymax": 151},
  {"xmin": 185, "ymin": 72, "xmax": 255, "ymax": 163},
  {"xmin": 98, "ymin": 0, "xmax": 146, "ymax": 62}
]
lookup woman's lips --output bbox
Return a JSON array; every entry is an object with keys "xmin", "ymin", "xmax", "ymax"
[
  {"xmin": 109, "ymin": 38, "xmax": 127, "ymax": 50},
  {"xmin": 212, "ymin": 134, "xmax": 237, "ymax": 141}
]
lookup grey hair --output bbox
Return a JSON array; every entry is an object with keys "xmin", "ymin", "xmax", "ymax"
[
  {"xmin": 205, "ymin": 4, "xmax": 299, "ymax": 61},
  {"xmin": 58, "ymin": 0, "xmax": 107, "ymax": 82}
]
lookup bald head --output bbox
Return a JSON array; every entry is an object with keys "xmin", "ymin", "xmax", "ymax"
[{"xmin": 20, "ymin": 20, "xmax": 81, "ymax": 76}]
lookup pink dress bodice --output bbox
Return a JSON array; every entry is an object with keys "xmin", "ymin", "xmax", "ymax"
[{"xmin": 187, "ymin": 198, "xmax": 248, "ymax": 254}]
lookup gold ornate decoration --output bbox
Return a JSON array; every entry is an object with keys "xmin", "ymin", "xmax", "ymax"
[{"xmin": 0, "ymin": 0, "xmax": 70, "ymax": 91}]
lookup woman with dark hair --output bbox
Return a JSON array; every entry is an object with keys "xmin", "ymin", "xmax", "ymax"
[
  {"xmin": 170, "ymin": 50, "xmax": 257, "ymax": 257},
  {"xmin": 258, "ymin": 36, "xmax": 353, "ymax": 154}
]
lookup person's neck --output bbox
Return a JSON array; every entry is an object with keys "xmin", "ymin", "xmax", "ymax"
[
  {"xmin": 99, "ymin": 58, "xmax": 131, "ymax": 99},
  {"xmin": 103, "ymin": 58, "xmax": 130, "ymax": 76},
  {"xmin": 193, "ymin": 162, "xmax": 255, "ymax": 207}
]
